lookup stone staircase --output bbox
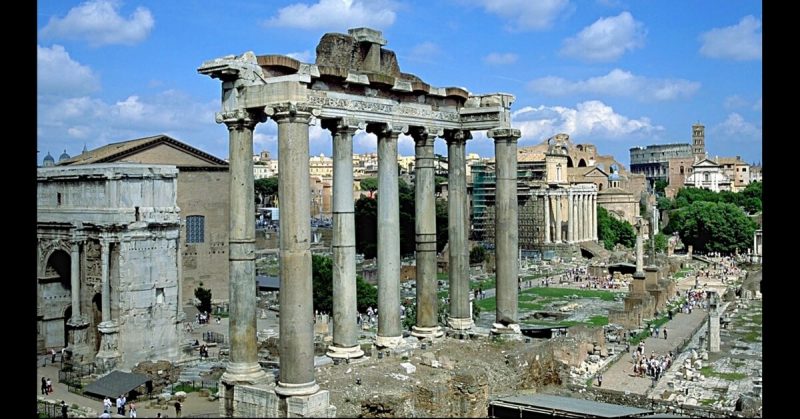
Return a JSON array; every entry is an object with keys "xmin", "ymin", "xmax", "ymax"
[{"xmin": 177, "ymin": 360, "xmax": 225, "ymax": 387}]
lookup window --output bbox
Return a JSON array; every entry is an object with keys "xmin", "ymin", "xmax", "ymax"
[
  {"xmin": 186, "ymin": 215, "xmax": 205, "ymax": 243},
  {"xmin": 57, "ymin": 193, "xmax": 62, "ymax": 206},
  {"xmin": 156, "ymin": 288, "xmax": 165, "ymax": 304}
]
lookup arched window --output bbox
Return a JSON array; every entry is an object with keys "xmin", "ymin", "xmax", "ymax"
[
  {"xmin": 556, "ymin": 164, "xmax": 562, "ymax": 181},
  {"xmin": 186, "ymin": 215, "xmax": 205, "ymax": 243},
  {"xmin": 703, "ymin": 173, "xmax": 710, "ymax": 182},
  {"xmin": 680, "ymin": 166, "xmax": 684, "ymax": 175}
]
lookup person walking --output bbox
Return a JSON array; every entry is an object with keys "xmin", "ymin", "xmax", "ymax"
[
  {"xmin": 597, "ymin": 374, "xmax": 603, "ymax": 387},
  {"xmin": 129, "ymin": 402, "xmax": 137, "ymax": 418},
  {"xmin": 46, "ymin": 377, "xmax": 53, "ymax": 394},
  {"xmin": 41, "ymin": 377, "xmax": 47, "ymax": 395},
  {"xmin": 174, "ymin": 400, "xmax": 182, "ymax": 418},
  {"xmin": 61, "ymin": 401, "xmax": 68, "ymax": 419},
  {"xmin": 663, "ymin": 328, "xmax": 668, "ymax": 339}
]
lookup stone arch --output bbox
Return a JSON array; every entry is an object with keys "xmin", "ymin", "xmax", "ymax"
[
  {"xmin": 578, "ymin": 159, "xmax": 587, "ymax": 167},
  {"xmin": 38, "ymin": 239, "xmax": 72, "ymax": 278},
  {"xmin": 39, "ymin": 248, "xmax": 72, "ymax": 349},
  {"xmin": 566, "ymin": 156, "xmax": 574, "ymax": 168}
]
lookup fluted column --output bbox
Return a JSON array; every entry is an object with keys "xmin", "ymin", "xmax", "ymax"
[
  {"xmin": 267, "ymin": 104, "xmax": 320, "ymax": 395},
  {"xmin": 95, "ymin": 236, "xmax": 120, "ymax": 372},
  {"xmin": 100, "ymin": 239, "xmax": 111, "ymax": 324},
  {"xmin": 445, "ymin": 129, "xmax": 473, "ymax": 330},
  {"xmin": 411, "ymin": 127, "xmax": 443, "ymax": 338},
  {"xmin": 580, "ymin": 194, "xmax": 587, "ymax": 242},
  {"xmin": 324, "ymin": 119, "xmax": 364, "ymax": 359},
  {"xmin": 567, "ymin": 191, "xmax": 574, "ymax": 243},
  {"xmin": 218, "ymin": 109, "xmax": 269, "ymax": 386},
  {"xmin": 489, "ymin": 128, "xmax": 521, "ymax": 333},
  {"xmin": 543, "ymin": 195, "xmax": 550, "ymax": 244},
  {"xmin": 368, "ymin": 123, "xmax": 403, "ymax": 348},
  {"xmin": 592, "ymin": 194, "xmax": 598, "ymax": 241}
]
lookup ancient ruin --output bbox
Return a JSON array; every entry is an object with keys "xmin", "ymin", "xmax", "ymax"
[
  {"xmin": 37, "ymin": 164, "xmax": 183, "ymax": 372},
  {"xmin": 198, "ymin": 27, "xmax": 520, "ymax": 416}
]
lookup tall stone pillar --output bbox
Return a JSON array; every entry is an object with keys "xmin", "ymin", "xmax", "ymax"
[
  {"xmin": 567, "ymin": 192, "xmax": 574, "ymax": 243},
  {"xmin": 219, "ymin": 109, "xmax": 269, "ymax": 386},
  {"xmin": 95, "ymin": 237, "xmax": 120, "ymax": 371},
  {"xmin": 324, "ymin": 119, "xmax": 365, "ymax": 359},
  {"xmin": 489, "ymin": 128, "xmax": 521, "ymax": 334},
  {"xmin": 553, "ymin": 194, "xmax": 561, "ymax": 243},
  {"xmin": 67, "ymin": 238, "xmax": 90, "ymax": 361},
  {"xmin": 543, "ymin": 195, "xmax": 550, "ymax": 244},
  {"xmin": 592, "ymin": 194, "xmax": 598, "ymax": 241},
  {"xmin": 581, "ymin": 194, "xmax": 588, "ymax": 242},
  {"xmin": 268, "ymin": 104, "xmax": 320, "ymax": 395},
  {"xmin": 368, "ymin": 123, "xmax": 403, "ymax": 348},
  {"xmin": 445, "ymin": 129, "xmax": 473, "ymax": 330},
  {"xmin": 411, "ymin": 127, "xmax": 443, "ymax": 339},
  {"xmin": 634, "ymin": 218, "xmax": 645, "ymax": 277}
]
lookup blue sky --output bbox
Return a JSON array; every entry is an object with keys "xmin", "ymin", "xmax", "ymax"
[{"xmin": 37, "ymin": 0, "xmax": 762, "ymax": 167}]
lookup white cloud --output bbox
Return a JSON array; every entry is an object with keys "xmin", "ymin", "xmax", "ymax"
[
  {"xmin": 39, "ymin": 0, "xmax": 154, "ymax": 47},
  {"xmin": 712, "ymin": 113, "xmax": 762, "ymax": 140},
  {"xmin": 511, "ymin": 100, "xmax": 662, "ymax": 142},
  {"xmin": 38, "ymin": 90, "xmax": 219, "ymax": 156},
  {"xmin": 483, "ymin": 52, "xmax": 519, "ymax": 65},
  {"xmin": 37, "ymin": 44, "xmax": 99, "ymax": 96},
  {"xmin": 354, "ymin": 132, "xmax": 377, "ymax": 152},
  {"xmin": 527, "ymin": 69, "xmax": 700, "ymax": 102},
  {"xmin": 263, "ymin": 0, "xmax": 396, "ymax": 31},
  {"xmin": 408, "ymin": 42, "xmax": 441, "ymax": 63},
  {"xmin": 699, "ymin": 15, "xmax": 761, "ymax": 61},
  {"xmin": 469, "ymin": 0, "xmax": 573, "ymax": 31},
  {"xmin": 723, "ymin": 95, "xmax": 748, "ymax": 110},
  {"xmin": 286, "ymin": 50, "xmax": 313, "ymax": 62},
  {"xmin": 560, "ymin": 12, "xmax": 645, "ymax": 62},
  {"xmin": 753, "ymin": 97, "xmax": 762, "ymax": 112}
]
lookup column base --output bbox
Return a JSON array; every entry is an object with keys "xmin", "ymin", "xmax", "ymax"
[
  {"xmin": 221, "ymin": 361, "xmax": 270, "ymax": 385},
  {"xmin": 411, "ymin": 325, "xmax": 444, "ymax": 339},
  {"xmin": 275, "ymin": 380, "xmax": 320, "ymax": 397},
  {"xmin": 448, "ymin": 317, "xmax": 474, "ymax": 330},
  {"xmin": 374, "ymin": 335, "xmax": 403, "ymax": 348},
  {"xmin": 326, "ymin": 344, "xmax": 365, "ymax": 359},
  {"xmin": 491, "ymin": 323, "xmax": 521, "ymax": 335},
  {"xmin": 219, "ymin": 381, "xmax": 335, "ymax": 417},
  {"xmin": 94, "ymin": 351, "xmax": 120, "ymax": 373}
]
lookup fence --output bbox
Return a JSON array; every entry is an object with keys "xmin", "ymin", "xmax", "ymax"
[
  {"xmin": 203, "ymin": 331, "xmax": 226, "ymax": 344},
  {"xmin": 166, "ymin": 379, "xmax": 219, "ymax": 395},
  {"xmin": 37, "ymin": 400, "xmax": 61, "ymax": 418}
]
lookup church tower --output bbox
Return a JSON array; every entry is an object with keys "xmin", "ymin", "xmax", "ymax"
[{"xmin": 692, "ymin": 123, "xmax": 706, "ymax": 161}]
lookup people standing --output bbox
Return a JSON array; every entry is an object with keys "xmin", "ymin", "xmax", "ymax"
[
  {"xmin": 41, "ymin": 377, "xmax": 47, "ymax": 395},
  {"xmin": 129, "ymin": 402, "xmax": 137, "ymax": 418},
  {"xmin": 61, "ymin": 401, "xmax": 68, "ymax": 419},
  {"xmin": 46, "ymin": 377, "xmax": 53, "ymax": 394}
]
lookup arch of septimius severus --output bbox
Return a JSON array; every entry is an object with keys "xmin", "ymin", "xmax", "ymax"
[{"xmin": 198, "ymin": 27, "xmax": 521, "ymax": 417}]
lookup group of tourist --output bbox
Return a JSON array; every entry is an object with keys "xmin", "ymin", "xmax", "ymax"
[
  {"xmin": 40, "ymin": 376, "xmax": 53, "ymax": 395},
  {"xmin": 631, "ymin": 343, "xmax": 673, "ymax": 382},
  {"xmin": 101, "ymin": 395, "xmax": 136, "ymax": 417}
]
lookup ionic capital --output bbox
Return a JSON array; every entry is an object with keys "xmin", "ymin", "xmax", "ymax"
[
  {"xmin": 321, "ymin": 118, "xmax": 361, "ymax": 137},
  {"xmin": 366, "ymin": 122, "xmax": 400, "ymax": 139},
  {"xmin": 487, "ymin": 128, "xmax": 521, "ymax": 142},
  {"xmin": 443, "ymin": 129, "xmax": 472, "ymax": 145},
  {"xmin": 265, "ymin": 102, "xmax": 320, "ymax": 124},
  {"xmin": 216, "ymin": 109, "xmax": 266, "ymax": 130},
  {"xmin": 409, "ymin": 126, "xmax": 439, "ymax": 147}
]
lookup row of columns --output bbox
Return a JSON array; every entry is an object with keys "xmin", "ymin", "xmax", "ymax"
[
  {"xmin": 219, "ymin": 103, "xmax": 522, "ymax": 397},
  {"xmin": 542, "ymin": 192, "xmax": 597, "ymax": 244}
]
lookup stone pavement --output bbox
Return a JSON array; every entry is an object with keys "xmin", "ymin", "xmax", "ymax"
[{"xmin": 599, "ymin": 308, "xmax": 708, "ymax": 394}]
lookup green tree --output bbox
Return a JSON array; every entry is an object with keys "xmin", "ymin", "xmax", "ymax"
[
  {"xmin": 435, "ymin": 198, "xmax": 448, "ymax": 253},
  {"xmin": 360, "ymin": 177, "xmax": 378, "ymax": 198},
  {"xmin": 663, "ymin": 201, "xmax": 756, "ymax": 254},
  {"xmin": 312, "ymin": 255, "xmax": 377, "ymax": 313},
  {"xmin": 645, "ymin": 232, "xmax": 668, "ymax": 254},
  {"xmin": 657, "ymin": 196, "xmax": 674, "ymax": 211},
  {"xmin": 254, "ymin": 177, "xmax": 279, "ymax": 206},
  {"xmin": 194, "ymin": 284, "xmax": 212, "ymax": 314},
  {"xmin": 398, "ymin": 179, "xmax": 416, "ymax": 256},
  {"xmin": 354, "ymin": 196, "xmax": 378, "ymax": 259},
  {"xmin": 470, "ymin": 245, "xmax": 487, "ymax": 264},
  {"xmin": 597, "ymin": 207, "xmax": 636, "ymax": 250},
  {"xmin": 654, "ymin": 179, "xmax": 668, "ymax": 195}
]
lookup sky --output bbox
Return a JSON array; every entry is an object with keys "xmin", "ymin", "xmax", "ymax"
[{"xmin": 37, "ymin": 0, "xmax": 762, "ymax": 167}]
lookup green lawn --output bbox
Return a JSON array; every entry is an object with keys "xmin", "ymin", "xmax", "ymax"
[
  {"xmin": 699, "ymin": 366, "xmax": 747, "ymax": 381},
  {"xmin": 523, "ymin": 287, "xmax": 621, "ymax": 301}
]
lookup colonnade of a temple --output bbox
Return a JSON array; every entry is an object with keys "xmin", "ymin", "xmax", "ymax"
[
  {"xmin": 219, "ymin": 105, "xmax": 521, "ymax": 396},
  {"xmin": 541, "ymin": 190, "xmax": 597, "ymax": 244}
]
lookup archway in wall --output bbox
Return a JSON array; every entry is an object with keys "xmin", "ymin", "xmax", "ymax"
[
  {"xmin": 578, "ymin": 159, "xmax": 587, "ymax": 167},
  {"xmin": 42, "ymin": 250, "xmax": 72, "ymax": 349},
  {"xmin": 566, "ymin": 156, "xmax": 574, "ymax": 167}
]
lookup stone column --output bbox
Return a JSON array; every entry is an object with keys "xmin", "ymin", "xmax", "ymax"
[
  {"xmin": 634, "ymin": 218, "xmax": 645, "ymax": 276},
  {"xmin": 445, "ymin": 129, "xmax": 473, "ymax": 330},
  {"xmin": 543, "ymin": 195, "xmax": 550, "ymax": 244},
  {"xmin": 268, "ymin": 104, "xmax": 320, "ymax": 395},
  {"xmin": 368, "ymin": 123, "xmax": 403, "ymax": 348},
  {"xmin": 489, "ymin": 128, "xmax": 521, "ymax": 333},
  {"xmin": 323, "ymin": 119, "xmax": 365, "ymax": 359},
  {"xmin": 592, "ymin": 194, "xmax": 598, "ymax": 241},
  {"xmin": 95, "ymin": 237, "xmax": 120, "ymax": 371},
  {"xmin": 411, "ymin": 127, "xmax": 443, "ymax": 339},
  {"xmin": 219, "ymin": 109, "xmax": 269, "ymax": 386},
  {"xmin": 567, "ymin": 191, "xmax": 574, "ymax": 243},
  {"xmin": 553, "ymin": 194, "xmax": 561, "ymax": 243},
  {"xmin": 69, "ymin": 241, "xmax": 83, "ymax": 323},
  {"xmin": 581, "ymin": 194, "xmax": 587, "ymax": 242}
]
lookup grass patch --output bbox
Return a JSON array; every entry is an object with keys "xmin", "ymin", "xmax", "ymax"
[
  {"xmin": 587, "ymin": 316, "xmax": 609, "ymax": 326},
  {"xmin": 519, "ymin": 302, "xmax": 547, "ymax": 311},
  {"xmin": 476, "ymin": 297, "xmax": 497, "ymax": 311},
  {"xmin": 523, "ymin": 287, "xmax": 621, "ymax": 301},
  {"xmin": 172, "ymin": 383, "xmax": 200, "ymax": 393},
  {"xmin": 741, "ymin": 330, "xmax": 760, "ymax": 343},
  {"xmin": 699, "ymin": 366, "xmax": 747, "ymax": 381},
  {"xmin": 699, "ymin": 398, "xmax": 716, "ymax": 406},
  {"xmin": 673, "ymin": 268, "xmax": 691, "ymax": 279},
  {"xmin": 750, "ymin": 314, "xmax": 762, "ymax": 325}
]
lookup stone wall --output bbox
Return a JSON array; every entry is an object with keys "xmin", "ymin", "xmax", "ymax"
[{"xmin": 178, "ymin": 170, "xmax": 230, "ymax": 303}]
